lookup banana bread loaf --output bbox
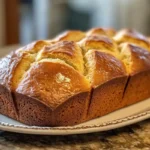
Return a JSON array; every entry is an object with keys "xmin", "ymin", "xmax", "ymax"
[{"xmin": 0, "ymin": 28, "xmax": 150, "ymax": 126}]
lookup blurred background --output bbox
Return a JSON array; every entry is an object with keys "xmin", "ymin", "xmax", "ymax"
[{"xmin": 1, "ymin": 0, "xmax": 150, "ymax": 47}]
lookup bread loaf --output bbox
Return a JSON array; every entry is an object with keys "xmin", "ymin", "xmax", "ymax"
[{"xmin": 0, "ymin": 27, "xmax": 150, "ymax": 126}]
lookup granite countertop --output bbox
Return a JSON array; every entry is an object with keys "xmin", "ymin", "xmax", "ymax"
[{"xmin": 0, "ymin": 119, "xmax": 149, "ymax": 150}]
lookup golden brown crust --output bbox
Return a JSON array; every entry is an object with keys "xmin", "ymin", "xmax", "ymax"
[
  {"xmin": 85, "ymin": 50, "xmax": 127, "ymax": 87},
  {"xmin": 39, "ymin": 41, "xmax": 76, "ymax": 56},
  {"xmin": 14, "ymin": 93, "xmax": 54, "ymax": 126},
  {"xmin": 87, "ymin": 27, "xmax": 116, "ymax": 37},
  {"xmin": 54, "ymin": 30, "xmax": 85, "ymax": 42},
  {"xmin": 0, "ymin": 84, "xmax": 17, "ymax": 119},
  {"xmin": 120, "ymin": 43, "xmax": 150, "ymax": 75},
  {"xmin": 85, "ymin": 50, "xmax": 128, "ymax": 120},
  {"xmin": 122, "ymin": 70, "xmax": 150, "ymax": 107},
  {"xmin": 104, "ymin": 28, "xmax": 116, "ymax": 36},
  {"xmin": 119, "ymin": 44, "xmax": 150, "ymax": 107},
  {"xmin": 15, "ymin": 91, "xmax": 90, "ymax": 126},
  {"xmin": 16, "ymin": 40, "xmax": 53, "ymax": 54},
  {"xmin": 0, "ymin": 52, "xmax": 20, "ymax": 119},
  {"xmin": 16, "ymin": 60, "xmax": 91, "ymax": 110},
  {"xmin": 114, "ymin": 29, "xmax": 150, "ymax": 51},
  {"xmin": 87, "ymin": 76, "xmax": 128, "ymax": 120},
  {"xmin": 79, "ymin": 35, "xmax": 118, "ymax": 53},
  {"xmin": 49, "ymin": 91, "xmax": 90, "ymax": 126},
  {"xmin": 36, "ymin": 41, "xmax": 84, "ymax": 74},
  {"xmin": 0, "ymin": 52, "xmax": 22, "ymax": 89}
]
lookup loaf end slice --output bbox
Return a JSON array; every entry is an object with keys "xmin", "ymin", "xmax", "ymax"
[
  {"xmin": 54, "ymin": 30, "xmax": 85, "ymax": 42},
  {"xmin": 87, "ymin": 27, "xmax": 116, "ymax": 37},
  {"xmin": 114, "ymin": 29, "xmax": 150, "ymax": 51}
]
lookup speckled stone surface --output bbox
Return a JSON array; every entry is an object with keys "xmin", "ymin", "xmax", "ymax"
[{"xmin": 0, "ymin": 119, "xmax": 150, "ymax": 150}]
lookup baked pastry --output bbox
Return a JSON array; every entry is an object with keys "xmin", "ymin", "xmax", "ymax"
[
  {"xmin": 120, "ymin": 43, "xmax": 150, "ymax": 106},
  {"xmin": 0, "ymin": 28, "xmax": 150, "ymax": 126},
  {"xmin": 86, "ymin": 27, "xmax": 116, "ymax": 37},
  {"xmin": 54, "ymin": 30, "xmax": 85, "ymax": 42}
]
